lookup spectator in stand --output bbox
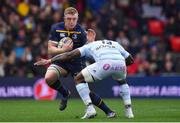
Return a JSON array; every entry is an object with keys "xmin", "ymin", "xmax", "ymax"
[
  {"xmin": 0, "ymin": 0, "xmax": 179, "ymax": 77},
  {"xmin": 116, "ymin": 30, "xmax": 130, "ymax": 50}
]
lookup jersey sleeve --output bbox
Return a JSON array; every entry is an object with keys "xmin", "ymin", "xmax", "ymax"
[
  {"xmin": 78, "ymin": 45, "xmax": 88, "ymax": 57},
  {"xmin": 117, "ymin": 43, "xmax": 130, "ymax": 58},
  {"xmin": 48, "ymin": 24, "xmax": 59, "ymax": 42}
]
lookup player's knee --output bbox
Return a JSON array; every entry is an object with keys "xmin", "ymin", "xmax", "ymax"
[
  {"xmin": 81, "ymin": 68, "xmax": 94, "ymax": 83},
  {"xmin": 74, "ymin": 76, "xmax": 81, "ymax": 85},
  {"xmin": 74, "ymin": 78, "xmax": 80, "ymax": 85},
  {"xmin": 45, "ymin": 76, "xmax": 53, "ymax": 86},
  {"xmin": 45, "ymin": 69, "xmax": 60, "ymax": 86},
  {"xmin": 44, "ymin": 74, "xmax": 57, "ymax": 86},
  {"xmin": 74, "ymin": 73, "xmax": 85, "ymax": 85}
]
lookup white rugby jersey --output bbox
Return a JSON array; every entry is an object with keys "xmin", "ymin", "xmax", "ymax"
[{"xmin": 78, "ymin": 40, "xmax": 130, "ymax": 62}]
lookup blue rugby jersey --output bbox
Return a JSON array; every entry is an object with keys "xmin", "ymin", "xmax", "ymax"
[
  {"xmin": 48, "ymin": 22, "xmax": 87, "ymax": 64},
  {"xmin": 48, "ymin": 22, "xmax": 87, "ymax": 49}
]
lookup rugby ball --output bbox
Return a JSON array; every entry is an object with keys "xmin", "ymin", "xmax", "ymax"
[{"xmin": 58, "ymin": 37, "xmax": 73, "ymax": 48}]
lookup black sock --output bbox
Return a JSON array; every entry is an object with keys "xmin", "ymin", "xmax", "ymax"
[
  {"xmin": 90, "ymin": 91, "xmax": 112, "ymax": 114},
  {"xmin": 48, "ymin": 80, "xmax": 69, "ymax": 97}
]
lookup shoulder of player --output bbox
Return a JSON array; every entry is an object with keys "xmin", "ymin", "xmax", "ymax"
[
  {"xmin": 96, "ymin": 40, "xmax": 119, "ymax": 46},
  {"xmin": 75, "ymin": 23, "xmax": 85, "ymax": 32},
  {"xmin": 86, "ymin": 41, "xmax": 99, "ymax": 46},
  {"xmin": 75, "ymin": 23, "xmax": 82, "ymax": 29},
  {"xmin": 96, "ymin": 40, "xmax": 105, "ymax": 44}
]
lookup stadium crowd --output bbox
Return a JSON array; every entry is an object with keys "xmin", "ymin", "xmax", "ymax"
[{"xmin": 0, "ymin": 0, "xmax": 180, "ymax": 77}]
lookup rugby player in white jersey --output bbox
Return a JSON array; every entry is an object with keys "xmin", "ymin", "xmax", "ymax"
[{"xmin": 34, "ymin": 29, "xmax": 134, "ymax": 119}]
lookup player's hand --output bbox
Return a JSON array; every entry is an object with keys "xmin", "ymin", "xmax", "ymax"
[
  {"xmin": 34, "ymin": 58, "xmax": 51, "ymax": 66},
  {"xmin": 62, "ymin": 42, "xmax": 73, "ymax": 52}
]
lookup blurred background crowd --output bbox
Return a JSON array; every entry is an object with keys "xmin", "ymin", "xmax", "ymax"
[{"xmin": 0, "ymin": 0, "xmax": 180, "ymax": 77}]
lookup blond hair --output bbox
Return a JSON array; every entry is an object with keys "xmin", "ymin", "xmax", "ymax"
[{"xmin": 64, "ymin": 7, "xmax": 78, "ymax": 16}]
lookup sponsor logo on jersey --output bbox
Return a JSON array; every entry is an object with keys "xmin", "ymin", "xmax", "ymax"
[
  {"xmin": 103, "ymin": 64, "xmax": 110, "ymax": 70},
  {"xmin": 60, "ymin": 33, "xmax": 65, "ymax": 37},
  {"xmin": 72, "ymin": 34, "xmax": 77, "ymax": 39},
  {"xmin": 33, "ymin": 78, "xmax": 57, "ymax": 100}
]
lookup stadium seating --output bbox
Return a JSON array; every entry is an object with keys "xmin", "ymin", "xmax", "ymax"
[
  {"xmin": 148, "ymin": 20, "xmax": 164, "ymax": 36},
  {"xmin": 170, "ymin": 36, "xmax": 180, "ymax": 52}
]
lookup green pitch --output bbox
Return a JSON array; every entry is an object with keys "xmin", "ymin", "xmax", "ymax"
[{"xmin": 0, "ymin": 99, "xmax": 180, "ymax": 122}]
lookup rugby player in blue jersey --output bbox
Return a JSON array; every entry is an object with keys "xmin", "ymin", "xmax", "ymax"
[{"xmin": 41, "ymin": 7, "xmax": 115, "ymax": 118}]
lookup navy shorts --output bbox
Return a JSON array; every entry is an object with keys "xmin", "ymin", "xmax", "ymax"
[{"xmin": 53, "ymin": 59, "xmax": 86, "ymax": 77}]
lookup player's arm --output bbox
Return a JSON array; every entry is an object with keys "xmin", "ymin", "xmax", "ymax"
[
  {"xmin": 48, "ymin": 24, "xmax": 72, "ymax": 55},
  {"xmin": 48, "ymin": 41, "xmax": 72, "ymax": 55},
  {"xmin": 125, "ymin": 55, "xmax": 134, "ymax": 66},
  {"xmin": 117, "ymin": 43, "xmax": 134, "ymax": 66},
  {"xmin": 34, "ymin": 49, "xmax": 81, "ymax": 66},
  {"xmin": 51, "ymin": 49, "xmax": 80, "ymax": 62},
  {"xmin": 48, "ymin": 24, "xmax": 64, "ymax": 55}
]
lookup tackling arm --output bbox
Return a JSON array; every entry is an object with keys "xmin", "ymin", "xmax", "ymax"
[
  {"xmin": 125, "ymin": 55, "xmax": 134, "ymax": 66},
  {"xmin": 51, "ymin": 49, "xmax": 81, "ymax": 62},
  {"xmin": 34, "ymin": 49, "xmax": 81, "ymax": 66}
]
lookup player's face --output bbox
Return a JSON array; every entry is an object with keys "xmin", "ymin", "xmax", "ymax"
[{"xmin": 64, "ymin": 13, "xmax": 78, "ymax": 30}]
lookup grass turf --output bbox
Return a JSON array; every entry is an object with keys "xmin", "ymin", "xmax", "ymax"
[{"xmin": 0, "ymin": 99, "xmax": 180, "ymax": 122}]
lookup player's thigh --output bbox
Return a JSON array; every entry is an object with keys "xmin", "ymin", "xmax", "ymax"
[
  {"xmin": 112, "ymin": 67, "xmax": 127, "ymax": 81},
  {"xmin": 45, "ymin": 64, "xmax": 68, "ymax": 81},
  {"xmin": 82, "ymin": 62, "xmax": 108, "ymax": 81}
]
